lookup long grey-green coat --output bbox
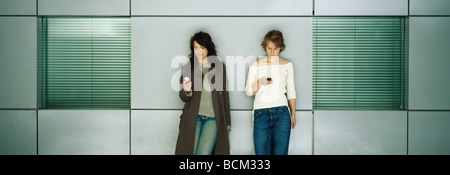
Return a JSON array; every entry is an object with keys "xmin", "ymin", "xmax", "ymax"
[{"xmin": 175, "ymin": 58, "xmax": 231, "ymax": 155}]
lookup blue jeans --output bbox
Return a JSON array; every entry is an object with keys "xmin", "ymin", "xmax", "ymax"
[
  {"xmin": 253, "ymin": 106, "xmax": 291, "ymax": 155},
  {"xmin": 193, "ymin": 115, "xmax": 217, "ymax": 155}
]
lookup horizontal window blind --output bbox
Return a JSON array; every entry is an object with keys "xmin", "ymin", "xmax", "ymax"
[
  {"xmin": 41, "ymin": 17, "xmax": 131, "ymax": 109},
  {"xmin": 313, "ymin": 17, "xmax": 408, "ymax": 110}
]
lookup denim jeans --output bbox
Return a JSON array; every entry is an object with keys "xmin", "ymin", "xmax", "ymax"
[
  {"xmin": 193, "ymin": 115, "xmax": 217, "ymax": 155},
  {"xmin": 253, "ymin": 106, "xmax": 291, "ymax": 155}
]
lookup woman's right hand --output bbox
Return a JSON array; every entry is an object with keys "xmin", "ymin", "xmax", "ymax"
[
  {"xmin": 252, "ymin": 77, "xmax": 272, "ymax": 95},
  {"xmin": 258, "ymin": 77, "xmax": 273, "ymax": 86},
  {"xmin": 183, "ymin": 80, "xmax": 192, "ymax": 92}
]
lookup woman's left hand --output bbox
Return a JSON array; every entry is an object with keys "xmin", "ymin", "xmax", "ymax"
[{"xmin": 291, "ymin": 115, "xmax": 296, "ymax": 129}]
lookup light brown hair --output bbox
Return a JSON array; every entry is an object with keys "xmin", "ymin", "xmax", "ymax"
[{"xmin": 261, "ymin": 30, "xmax": 286, "ymax": 52}]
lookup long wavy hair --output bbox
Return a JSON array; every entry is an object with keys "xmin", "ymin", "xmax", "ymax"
[{"xmin": 189, "ymin": 31, "xmax": 217, "ymax": 67}]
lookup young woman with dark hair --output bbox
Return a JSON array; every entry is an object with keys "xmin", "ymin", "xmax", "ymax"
[{"xmin": 175, "ymin": 31, "xmax": 231, "ymax": 155}]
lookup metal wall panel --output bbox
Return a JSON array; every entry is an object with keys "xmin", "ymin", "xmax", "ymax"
[
  {"xmin": 314, "ymin": 111, "xmax": 407, "ymax": 155},
  {"xmin": 0, "ymin": 17, "xmax": 36, "ymax": 109},
  {"xmin": 315, "ymin": 0, "xmax": 408, "ymax": 16},
  {"xmin": 131, "ymin": 17, "xmax": 312, "ymax": 110},
  {"xmin": 38, "ymin": 110, "xmax": 129, "ymax": 155},
  {"xmin": 409, "ymin": 112, "xmax": 450, "ymax": 155},
  {"xmin": 0, "ymin": 0, "xmax": 36, "ymax": 15},
  {"xmin": 131, "ymin": 0, "xmax": 312, "ymax": 16},
  {"xmin": 409, "ymin": 17, "xmax": 450, "ymax": 110},
  {"xmin": 289, "ymin": 111, "xmax": 313, "ymax": 155},
  {"xmin": 131, "ymin": 110, "xmax": 181, "ymax": 155},
  {"xmin": 38, "ymin": 0, "xmax": 129, "ymax": 16},
  {"xmin": 410, "ymin": 0, "xmax": 450, "ymax": 16},
  {"xmin": 0, "ymin": 110, "xmax": 36, "ymax": 155},
  {"xmin": 229, "ymin": 111, "xmax": 254, "ymax": 155}
]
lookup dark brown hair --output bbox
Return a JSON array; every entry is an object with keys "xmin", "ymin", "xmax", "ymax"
[
  {"xmin": 189, "ymin": 31, "xmax": 217, "ymax": 65},
  {"xmin": 261, "ymin": 30, "xmax": 286, "ymax": 52}
]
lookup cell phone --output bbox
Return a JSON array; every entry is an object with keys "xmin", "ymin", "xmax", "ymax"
[
  {"xmin": 267, "ymin": 77, "xmax": 272, "ymax": 81},
  {"xmin": 184, "ymin": 77, "xmax": 190, "ymax": 82}
]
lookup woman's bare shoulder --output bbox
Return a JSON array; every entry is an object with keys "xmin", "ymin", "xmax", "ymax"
[
  {"xmin": 251, "ymin": 60, "xmax": 258, "ymax": 67},
  {"xmin": 279, "ymin": 58, "xmax": 291, "ymax": 65},
  {"xmin": 251, "ymin": 58, "xmax": 268, "ymax": 67}
]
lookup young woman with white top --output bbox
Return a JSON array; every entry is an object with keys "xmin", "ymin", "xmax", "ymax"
[{"xmin": 245, "ymin": 30, "xmax": 296, "ymax": 155}]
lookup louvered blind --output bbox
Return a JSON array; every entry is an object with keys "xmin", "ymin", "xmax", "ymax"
[
  {"xmin": 313, "ymin": 17, "xmax": 408, "ymax": 110},
  {"xmin": 41, "ymin": 17, "xmax": 131, "ymax": 109}
]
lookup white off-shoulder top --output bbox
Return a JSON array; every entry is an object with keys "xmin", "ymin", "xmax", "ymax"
[{"xmin": 245, "ymin": 62, "xmax": 296, "ymax": 110}]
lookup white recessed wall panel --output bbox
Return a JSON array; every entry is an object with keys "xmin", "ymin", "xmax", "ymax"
[
  {"xmin": 229, "ymin": 111, "xmax": 254, "ymax": 155},
  {"xmin": 409, "ymin": 112, "xmax": 450, "ymax": 155},
  {"xmin": 131, "ymin": 110, "xmax": 181, "ymax": 155},
  {"xmin": 132, "ymin": 17, "xmax": 312, "ymax": 110},
  {"xmin": 0, "ymin": 17, "xmax": 36, "ymax": 109},
  {"xmin": 38, "ymin": 0, "xmax": 129, "ymax": 16},
  {"xmin": 409, "ymin": 17, "xmax": 450, "ymax": 110},
  {"xmin": 410, "ymin": 0, "xmax": 450, "ymax": 16},
  {"xmin": 314, "ymin": 111, "xmax": 407, "ymax": 155},
  {"xmin": 289, "ymin": 111, "xmax": 313, "ymax": 155},
  {"xmin": 315, "ymin": 0, "xmax": 408, "ymax": 16},
  {"xmin": 38, "ymin": 110, "xmax": 129, "ymax": 155},
  {"xmin": 0, "ymin": 0, "xmax": 36, "ymax": 15},
  {"xmin": 0, "ymin": 110, "xmax": 36, "ymax": 155},
  {"xmin": 132, "ymin": 0, "xmax": 312, "ymax": 16}
]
